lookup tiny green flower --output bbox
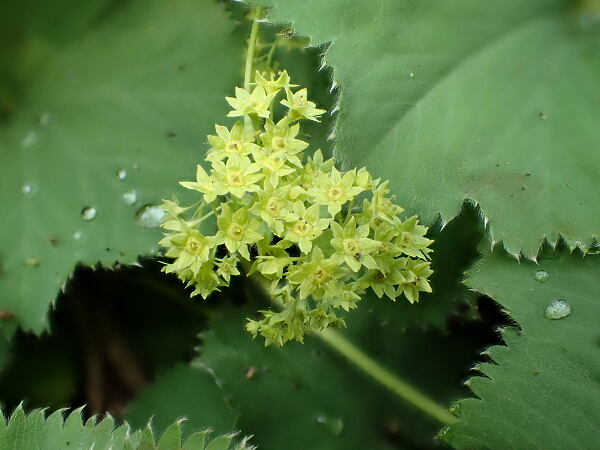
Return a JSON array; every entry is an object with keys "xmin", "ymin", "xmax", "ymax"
[
  {"xmin": 330, "ymin": 217, "xmax": 381, "ymax": 272},
  {"xmin": 261, "ymin": 117, "xmax": 308, "ymax": 159},
  {"xmin": 206, "ymin": 121, "xmax": 259, "ymax": 162},
  {"xmin": 395, "ymin": 215, "xmax": 433, "ymax": 259},
  {"xmin": 399, "ymin": 259, "xmax": 433, "ymax": 303},
  {"xmin": 252, "ymin": 147, "xmax": 296, "ymax": 187},
  {"xmin": 179, "ymin": 164, "xmax": 218, "ymax": 203},
  {"xmin": 281, "ymin": 87, "xmax": 326, "ymax": 122},
  {"xmin": 369, "ymin": 180, "xmax": 403, "ymax": 222},
  {"xmin": 308, "ymin": 167, "xmax": 364, "ymax": 216},
  {"xmin": 255, "ymin": 70, "xmax": 297, "ymax": 96},
  {"xmin": 215, "ymin": 204, "xmax": 263, "ymax": 260},
  {"xmin": 248, "ymin": 180, "xmax": 295, "ymax": 236},
  {"xmin": 331, "ymin": 283, "xmax": 363, "ymax": 312},
  {"xmin": 226, "ymin": 85, "xmax": 275, "ymax": 119},
  {"xmin": 159, "ymin": 224, "xmax": 215, "ymax": 278},
  {"xmin": 212, "ymin": 154, "xmax": 264, "ymax": 199},
  {"xmin": 287, "ymin": 247, "xmax": 346, "ymax": 300},
  {"xmin": 282, "ymin": 201, "xmax": 330, "ymax": 254},
  {"xmin": 216, "ymin": 254, "xmax": 241, "ymax": 284},
  {"xmin": 356, "ymin": 259, "xmax": 407, "ymax": 300},
  {"xmin": 185, "ymin": 262, "xmax": 222, "ymax": 298}
]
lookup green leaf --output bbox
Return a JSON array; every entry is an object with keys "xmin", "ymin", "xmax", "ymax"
[
  {"xmin": 249, "ymin": 0, "xmax": 600, "ymax": 258},
  {"xmin": 0, "ymin": 404, "xmax": 252, "ymax": 450},
  {"xmin": 198, "ymin": 294, "xmax": 485, "ymax": 449},
  {"xmin": 445, "ymin": 246, "xmax": 600, "ymax": 449},
  {"xmin": 125, "ymin": 363, "xmax": 239, "ymax": 440},
  {"xmin": 0, "ymin": 0, "xmax": 245, "ymax": 334}
]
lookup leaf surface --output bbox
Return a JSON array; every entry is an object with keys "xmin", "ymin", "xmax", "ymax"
[
  {"xmin": 445, "ymin": 247, "xmax": 600, "ymax": 449},
  {"xmin": 0, "ymin": 0, "xmax": 244, "ymax": 334},
  {"xmin": 251, "ymin": 0, "xmax": 600, "ymax": 258}
]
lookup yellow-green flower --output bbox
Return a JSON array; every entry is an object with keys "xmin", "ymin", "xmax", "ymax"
[
  {"xmin": 249, "ymin": 180, "xmax": 295, "ymax": 236},
  {"xmin": 255, "ymin": 70, "xmax": 297, "ymax": 96},
  {"xmin": 226, "ymin": 85, "xmax": 275, "ymax": 119},
  {"xmin": 215, "ymin": 205, "xmax": 263, "ymax": 260},
  {"xmin": 261, "ymin": 117, "xmax": 308, "ymax": 160},
  {"xmin": 399, "ymin": 259, "xmax": 433, "ymax": 303},
  {"xmin": 330, "ymin": 217, "xmax": 381, "ymax": 272},
  {"xmin": 206, "ymin": 121, "xmax": 259, "ymax": 162},
  {"xmin": 159, "ymin": 223, "xmax": 215, "ymax": 278},
  {"xmin": 179, "ymin": 164, "xmax": 218, "ymax": 203},
  {"xmin": 252, "ymin": 147, "xmax": 296, "ymax": 187},
  {"xmin": 281, "ymin": 88, "xmax": 326, "ymax": 122},
  {"xmin": 286, "ymin": 247, "xmax": 346, "ymax": 300},
  {"xmin": 356, "ymin": 259, "xmax": 407, "ymax": 300},
  {"xmin": 282, "ymin": 201, "xmax": 330, "ymax": 254},
  {"xmin": 212, "ymin": 154, "xmax": 264, "ymax": 199},
  {"xmin": 307, "ymin": 167, "xmax": 364, "ymax": 216}
]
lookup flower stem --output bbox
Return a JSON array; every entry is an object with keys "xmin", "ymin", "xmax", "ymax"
[
  {"xmin": 316, "ymin": 327, "xmax": 458, "ymax": 425},
  {"xmin": 242, "ymin": 261, "xmax": 456, "ymax": 426},
  {"xmin": 243, "ymin": 6, "xmax": 263, "ymax": 134}
]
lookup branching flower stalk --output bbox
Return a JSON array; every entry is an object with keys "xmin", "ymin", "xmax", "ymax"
[{"xmin": 159, "ymin": 10, "xmax": 434, "ymax": 347}]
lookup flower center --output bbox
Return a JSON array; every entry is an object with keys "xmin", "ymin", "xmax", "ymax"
[
  {"xmin": 275, "ymin": 138, "xmax": 287, "ymax": 150},
  {"xmin": 228, "ymin": 171, "xmax": 245, "ymax": 186},
  {"xmin": 225, "ymin": 140, "xmax": 243, "ymax": 154},
  {"xmin": 399, "ymin": 232, "xmax": 412, "ymax": 246},
  {"xmin": 310, "ymin": 267, "xmax": 329, "ymax": 284},
  {"xmin": 266, "ymin": 197, "xmax": 281, "ymax": 216},
  {"xmin": 343, "ymin": 238, "xmax": 360, "ymax": 255},
  {"xmin": 227, "ymin": 223, "xmax": 244, "ymax": 240},
  {"xmin": 292, "ymin": 220, "xmax": 312, "ymax": 237},
  {"xmin": 185, "ymin": 237, "xmax": 204, "ymax": 255},
  {"xmin": 327, "ymin": 187, "xmax": 344, "ymax": 201}
]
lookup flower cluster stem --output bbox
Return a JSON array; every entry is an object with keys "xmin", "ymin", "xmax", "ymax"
[{"xmin": 244, "ymin": 261, "xmax": 455, "ymax": 426}]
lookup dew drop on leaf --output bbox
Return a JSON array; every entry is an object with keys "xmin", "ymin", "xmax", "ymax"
[
  {"xmin": 73, "ymin": 231, "xmax": 83, "ymax": 240},
  {"xmin": 448, "ymin": 403, "xmax": 460, "ymax": 417},
  {"xmin": 22, "ymin": 184, "xmax": 34, "ymax": 195},
  {"xmin": 544, "ymin": 299, "xmax": 571, "ymax": 320},
  {"xmin": 534, "ymin": 270, "xmax": 549, "ymax": 283},
  {"xmin": 81, "ymin": 207, "xmax": 97, "ymax": 221},
  {"xmin": 22, "ymin": 130, "xmax": 39, "ymax": 149},
  {"xmin": 123, "ymin": 190, "xmax": 137, "ymax": 205},
  {"xmin": 38, "ymin": 113, "xmax": 52, "ymax": 127},
  {"xmin": 117, "ymin": 168, "xmax": 127, "ymax": 180},
  {"xmin": 315, "ymin": 413, "xmax": 344, "ymax": 436},
  {"xmin": 135, "ymin": 205, "xmax": 165, "ymax": 228}
]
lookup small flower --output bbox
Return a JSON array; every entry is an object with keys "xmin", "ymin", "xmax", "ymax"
[
  {"xmin": 399, "ymin": 259, "xmax": 433, "ymax": 303},
  {"xmin": 287, "ymin": 247, "xmax": 346, "ymax": 300},
  {"xmin": 226, "ymin": 85, "xmax": 275, "ymax": 118},
  {"xmin": 216, "ymin": 254, "xmax": 241, "ymax": 284},
  {"xmin": 369, "ymin": 180, "xmax": 403, "ymax": 222},
  {"xmin": 308, "ymin": 167, "xmax": 364, "ymax": 216},
  {"xmin": 330, "ymin": 217, "xmax": 381, "ymax": 272},
  {"xmin": 255, "ymin": 70, "xmax": 297, "ymax": 96},
  {"xmin": 215, "ymin": 205, "xmax": 263, "ymax": 260},
  {"xmin": 395, "ymin": 216, "xmax": 433, "ymax": 260},
  {"xmin": 212, "ymin": 154, "xmax": 264, "ymax": 199},
  {"xmin": 159, "ymin": 223, "xmax": 215, "ymax": 277},
  {"xmin": 179, "ymin": 164, "xmax": 218, "ymax": 203},
  {"xmin": 206, "ymin": 121, "xmax": 259, "ymax": 162},
  {"xmin": 252, "ymin": 147, "xmax": 296, "ymax": 187},
  {"xmin": 282, "ymin": 201, "xmax": 330, "ymax": 254},
  {"xmin": 261, "ymin": 117, "xmax": 308, "ymax": 159},
  {"xmin": 331, "ymin": 282, "xmax": 363, "ymax": 311},
  {"xmin": 185, "ymin": 262, "xmax": 222, "ymax": 298},
  {"xmin": 248, "ymin": 180, "xmax": 295, "ymax": 235},
  {"xmin": 356, "ymin": 259, "xmax": 407, "ymax": 300},
  {"xmin": 281, "ymin": 88, "xmax": 326, "ymax": 122}
]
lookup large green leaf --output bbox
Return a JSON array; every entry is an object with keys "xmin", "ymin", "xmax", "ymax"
[
  {"xmin": 250, "ymin": 0, "xmax": 600, "ymax": 258},
  {"xmin": 0, "ymin": 0, "xmax": 245, "ymax": 334},
  {"xmin": 444, "ymin": 246, "xmax": 600, "ymax": 449}
]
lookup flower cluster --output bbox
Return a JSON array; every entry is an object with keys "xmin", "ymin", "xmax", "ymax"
[{"xmin": 159, "ymin": 71, "xmax": 433, "ymax": 346}]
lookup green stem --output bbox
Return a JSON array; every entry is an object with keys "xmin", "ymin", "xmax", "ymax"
[
  {"xmin": 244, "ymin": 7, "xmax": 263, "ymax": 92},
  {"xmin": 243, "ymin": 261, "xmax": 456, "ymax": 426},
  {"xmin": 316, "ymin": 327, "xmax": 458, "ymax": 425}
]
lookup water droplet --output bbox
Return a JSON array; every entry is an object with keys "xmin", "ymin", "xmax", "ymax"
[
  {"xmin": 448, "ymin": 403, "xmax": 460, "ymax": 417},
  {"xmin": 315, "ymin": 413, "xmax": 343, "ymax": 436},
  {"xmin": 38, "ymin": 113, "xmax": 52, "ymax": 127},
  {"xmin": 123, "ymin": 190, "xmax": 137, "ymax": 206},
  {"xmin": 22, "ymin": 184, "xmax": 34, "ymax": 195},
  {"xmin": 545, "ymin": 300, "xmax": 571, "ymax": 320},
  {"xmin": 437, "ymin": 425, "xmax": 453, "ymax": 444},
  {"xmin": 135, "ymin": 205, "xmax": 165, "ymax": 228},
  {"xmin": 73, "ymin": 231, "xmax": 83, "ymax": 240},
  {"xmin": 534, "ymin": 270, "xmax": 549, "ymax": 283},
  {"xmin": 116, "ymin": 168, "xmax": 127, "ymax": 180},
  {"xmin": 409, "ymin": 72, "xmax": 414, "ymax": 77},
  {"xmin": 22, "ymin": 130, "xmax": 39, "ymax": 149},
  {"xmin": 81, "ymin": 207, "xmax": 97, "ymax": 221}
]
